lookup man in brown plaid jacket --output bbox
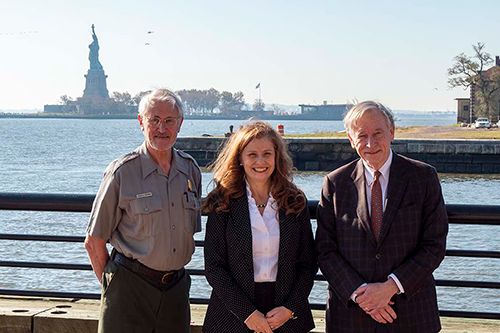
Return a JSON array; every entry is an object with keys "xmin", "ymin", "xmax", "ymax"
[{"xmin": 316, "ymin": 101, "xmax": 448, "ymax": 333}]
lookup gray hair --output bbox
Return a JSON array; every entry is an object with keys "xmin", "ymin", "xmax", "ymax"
[
  {"xmin": 138, "ymin": 88, "xmax": 185, "ymax": 118},
  {"xmin": 343, "ymin": 101, "xmax": 395, "ymax": 133}
]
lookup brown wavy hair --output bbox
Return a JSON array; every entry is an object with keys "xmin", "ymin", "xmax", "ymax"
[{"xmin": 203, "ymin": 121, "xmax": 306, "ymax": 215}]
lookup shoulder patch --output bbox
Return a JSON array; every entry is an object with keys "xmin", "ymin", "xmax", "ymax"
[{"xmin": 106, "ymin": 151, "xmax": 140, "ymax": 175}]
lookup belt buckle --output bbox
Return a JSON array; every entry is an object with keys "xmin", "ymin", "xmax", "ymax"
[{"xmin": 161, "ymin": 271, "xmax": 175, "ymax": 284}]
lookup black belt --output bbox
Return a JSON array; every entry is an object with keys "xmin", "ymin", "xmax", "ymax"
[{"xmin": 112, "ymin": 251, "xmax": 182, "ymax": 286}]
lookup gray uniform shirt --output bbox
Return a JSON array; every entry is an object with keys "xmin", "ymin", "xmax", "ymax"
[{"xmin": 86, "ymin": 142, "xmax": 202, "ymax": 271}]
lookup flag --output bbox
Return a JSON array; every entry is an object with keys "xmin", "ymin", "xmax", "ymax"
[{"xmin": 255, "ymin": 83, "xmax": 260, "ymax": 89}]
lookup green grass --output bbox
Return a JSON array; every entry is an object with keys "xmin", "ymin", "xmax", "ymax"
[
  {"xmin": 437, "ymin": 131, "xmax": 500, "ymax": 139},
  {"xmin": 283, "ymin": 126, "xmax": 428, "ymax": 138},
  {"xmin": 283, "ymin": 125, "xmax": 500, "ymax": 140},
  {"xmin": 283, "ymin": 132, "xmax": 347, "ymax": 138}
]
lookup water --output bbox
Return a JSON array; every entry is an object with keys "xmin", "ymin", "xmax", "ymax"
[
  {"xmin": 183, "ymin": 112, "xmax": 457, "ymax": 136},
  {"xmin": 0, "ymin": 115, "xmax": 498, "ymax": 314}
]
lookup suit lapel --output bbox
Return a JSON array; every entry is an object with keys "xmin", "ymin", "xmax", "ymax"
[
  {"xmin": 351, "ymin": 160, "xmax": 378, "ymax": 246},
  {"xmin": 276, "ymin": 209, "xmax": 295, "ymax": 280},
  {"xmin": 229, "ymin": 195, "xmax": 254, "ymax": 275},
  {"xmin": 378, "ymin": 153, "xmax": 408, "ymax": 246}
]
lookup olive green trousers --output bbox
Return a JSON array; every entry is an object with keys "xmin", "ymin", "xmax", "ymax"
[{"xmin": 98, "ymin": 260, "xmax": 191, "ymax": 333}]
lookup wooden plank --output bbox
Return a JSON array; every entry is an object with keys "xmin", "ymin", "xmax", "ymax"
[
  {"xmin": 0, "ymin": 296, "xmax": 64, "ymax": 333},
  {"xmin": 33, "ymin": 299, "xmax": 99, "ymax": 333},
  {"xmin": 1, "ymin": 297, "xmax": 499, "ymax": 333}
]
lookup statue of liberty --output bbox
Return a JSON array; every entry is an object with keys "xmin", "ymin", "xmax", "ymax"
[{"xmin": 89, "ymin": 24, "xmax": 103, "ymax": 71}]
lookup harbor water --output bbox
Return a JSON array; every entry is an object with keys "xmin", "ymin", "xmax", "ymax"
[{"xmin": 0, "ymin": 116, "xmax": 499, "ymax": 314}]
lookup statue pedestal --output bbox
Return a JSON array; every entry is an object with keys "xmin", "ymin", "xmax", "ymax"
[{"xmin": 83, "ymin": 69, "xmax": 109, "ymax": 99}]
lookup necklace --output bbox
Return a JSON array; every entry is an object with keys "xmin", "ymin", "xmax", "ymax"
[{"xmin": 256, "ymin": 203, "xmax": 266, "ymax": 208}]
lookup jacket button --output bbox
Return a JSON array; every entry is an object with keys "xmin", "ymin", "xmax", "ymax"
[{"xmin": 375, "ymin": 254, "xmax": 382, "ymax": 260}]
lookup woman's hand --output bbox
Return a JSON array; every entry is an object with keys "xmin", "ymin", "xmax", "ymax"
[
  {"xmin": 265, "ymin": 306, "xmax": 293, "ymax": 330},
  {"xmin": 246, "ymin": 310, "xmax": 274, "ymax": 333}
]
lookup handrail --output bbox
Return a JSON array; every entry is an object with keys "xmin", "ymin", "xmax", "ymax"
[
  {"xmin": 0, "ymin": 234, "xmax": 499, "ymax": 259},
  {"xmin": 2, "ymin": 192, "xmax": 500, "ymax": 225},
  {"xmin": 1, "ymin": 260, "xmax": 499, "ymax": 290},
  {"xmin": 0, "ymin": 192, "xmax": 499, "ymax": 320}
]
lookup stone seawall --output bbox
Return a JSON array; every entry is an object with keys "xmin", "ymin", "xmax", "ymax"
[{"xmin": 175, "ymin": 137, "xmax": 500, "ymax": 173}]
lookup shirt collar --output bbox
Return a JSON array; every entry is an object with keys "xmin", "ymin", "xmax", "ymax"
[
  {"xmin": 362, "ymin": 150, "xmax": 393, "ymax": 185},
  {"xmin": 139, "ymin": 142, "xmax": 188, "ymax": 179},
  {"xmin": 245, "ymin": 181, "xmax": 277, "ymax": 209}
]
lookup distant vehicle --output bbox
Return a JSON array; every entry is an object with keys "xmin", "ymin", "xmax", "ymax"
[{"xmin": 475, "ymin": 118, "xmax": 491, "ymax": 129}]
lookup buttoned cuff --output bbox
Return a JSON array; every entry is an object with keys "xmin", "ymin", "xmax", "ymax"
[
  {"xmin": 388, "ymin": 273, "xmax": 405, "ymax": 294},
  {"xmin": 244, "ymin": 310, "xmax": 259, "ymax": 324},
  {"xmin": 350, "ymin": 283, "xmax": 368, "ymax": 302}
]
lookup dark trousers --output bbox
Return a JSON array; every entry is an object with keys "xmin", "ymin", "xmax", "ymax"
[
  {"xmin": 249, "ymin": 282, "xmax": 277, "ymax": 333},
  {"xmin": 375, "ymin": 324, "xmax": 390, "ymax": 333},
  {"xmin": 255, "ymin": 282, "xmax": 276, "ymax": 314},
  {"xmin": 98, "ymin": 259, "xmax": 191, "ymax": 333}
]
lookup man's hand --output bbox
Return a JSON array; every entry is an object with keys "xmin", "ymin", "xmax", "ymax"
[
  {"xmin": 355, "ymin": 279, "xmax": 399, "ymax": 313},
  {"xmin": 368, "ymin": 304, "xmax": 397, "ymax": 324},
  {"xmin": 245, "ymin": 311, "xmax": 273, "ymax": 333},
  {"xmin": 266, "ymin": 306, "xmax": 292, "ymax": 330},
  {"xmin": 353, "ymin": 279, "xmax": 399, "ymax": 324},
  {"xmin": 84, "ymin": 234, "xmax": 109, "ymax": 282}
]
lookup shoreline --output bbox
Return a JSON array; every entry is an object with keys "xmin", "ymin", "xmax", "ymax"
[
  {"xmin": 285, "ymin": 126, "xmax": 500, "ymax": 140},
  {"xmin": 2, "ymin": 113, "xmax": 499, "ymax": 140}
]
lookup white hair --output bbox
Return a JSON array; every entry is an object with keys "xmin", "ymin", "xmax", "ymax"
[
  {"xmin": 343, "ymin": 101, "xmax": 395, "ymax": 133},
  {"xmin": 138, "ymin": 88, "xmax": 185, "ymax": 118}
]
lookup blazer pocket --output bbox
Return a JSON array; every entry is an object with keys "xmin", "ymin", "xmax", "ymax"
[
  {"xmin": 395, "ymin": 203, "xmax": 421, "ymax": 234},
  {"xmin": 395, "ymin": 203, "xmax": 420, "ymax": 219}
]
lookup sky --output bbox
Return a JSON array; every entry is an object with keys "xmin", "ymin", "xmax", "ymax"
[{"xmin": 1, "ymin": 0, "xmax": 500, "ymax": 111}]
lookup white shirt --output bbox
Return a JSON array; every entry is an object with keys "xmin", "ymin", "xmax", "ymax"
[
  {"xmin": 246, "ymin": 183, "xmax": 280, "ymax": 283},
  {"xmin": 363, "ymin": 150, "xmax": 393, "ymax": 215}
]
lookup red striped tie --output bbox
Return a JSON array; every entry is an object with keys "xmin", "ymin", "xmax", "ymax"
[{"xmin": 371, "ymin": 171, "xmax": 383, "ymax": 241}]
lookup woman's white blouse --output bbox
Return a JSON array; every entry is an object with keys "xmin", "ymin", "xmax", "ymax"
[{"xmin": 246, "ymin": 184, "xmax": 280, "ymax": 282}]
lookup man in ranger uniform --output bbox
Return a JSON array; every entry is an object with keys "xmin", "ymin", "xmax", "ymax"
[{"xmin": 85, "ymin": 88, "xmax": 201, "ymax": 333}]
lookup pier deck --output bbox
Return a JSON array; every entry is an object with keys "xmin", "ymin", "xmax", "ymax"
[{"xmin": 1, "ymin": 297, "xmax": 498, "ymax": 333}]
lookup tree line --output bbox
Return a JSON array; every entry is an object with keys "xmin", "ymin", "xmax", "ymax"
[{"xmin": 59, "ymin": 88, "xmax": 267, "ymax": 115}]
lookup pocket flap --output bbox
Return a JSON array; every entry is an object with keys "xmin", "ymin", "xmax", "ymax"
[{"xmin": 130, "ymin": 197, "xmax": 162, "ymax": 215}]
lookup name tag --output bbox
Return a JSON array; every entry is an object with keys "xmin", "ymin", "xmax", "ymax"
[{"xmin": 136, "ymin": 192, "xmax": 153, "ymax": 199}]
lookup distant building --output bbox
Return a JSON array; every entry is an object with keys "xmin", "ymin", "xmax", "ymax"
[
  {"xmin": 298, "ymin": 101, "xmax": 347, "ymax": 120},
  {"xmin": 237, "ymin": 110, "xmax": 274, "ymax": 118},
  {"xmin": 460, "ymin": 55, "xmax": 500, "ymax": 123},
  {"xmin": 455, "ymin": 98, "xmax": 471, "ymax": 123},
  {"xmin": 43, "ymin": 104, "xmax": 78, "ymax": 114}
]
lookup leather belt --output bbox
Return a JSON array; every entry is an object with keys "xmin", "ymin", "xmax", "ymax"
[{"xmin": 112, "ymin": 251, "xmax": 181, "ymax": 285}]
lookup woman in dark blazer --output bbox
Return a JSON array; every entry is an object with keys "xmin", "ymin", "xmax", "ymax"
[{"xmin": 202, "ymin": 121, "xmax": 317, "ymax": 333}]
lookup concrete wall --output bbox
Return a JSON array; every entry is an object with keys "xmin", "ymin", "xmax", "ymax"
[{"xmin": 175, "ymin": 137, "xmax": 500, "ymax": 174}]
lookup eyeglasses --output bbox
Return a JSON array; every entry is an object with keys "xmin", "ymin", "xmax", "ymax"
[{"xmin": 144, "ymin": 116, "xmax": 180, "ymax": 128}]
